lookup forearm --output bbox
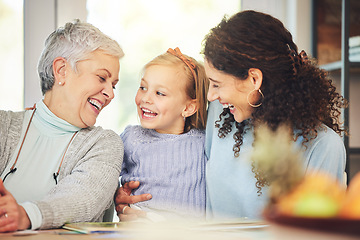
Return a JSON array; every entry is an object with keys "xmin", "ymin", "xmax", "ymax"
[{"xmin": 18, "ymin": 205, "xmax": 31, "ymax": 230}]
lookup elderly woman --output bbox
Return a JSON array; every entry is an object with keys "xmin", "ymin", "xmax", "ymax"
[
  {"xmin": 115, "ymin": 10, "xmax": 347, "ymax": 221},
  {"xmin": 0, "ymin": 20, "xmax": 124, "ymax": 232}
]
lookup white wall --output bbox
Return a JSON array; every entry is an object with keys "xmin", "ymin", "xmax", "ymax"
[
  {"xmin": 23, "ymin": 0, "xmax": 87, "ymax": 107},
  {"xmin": 241, "ymin": 0, "xmax": 312, "ymax": 54},
  {"xmin": 24, "ymin": 0, "xmax": 313, "ymax": 109},
  {"xmin": 24, "ymin": 0, "xmax": 55, "ymax": 107}
]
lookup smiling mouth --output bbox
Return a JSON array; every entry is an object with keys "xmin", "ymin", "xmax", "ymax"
[
  {"xmin": 141, "ymin": 107, "xmax": 157, "ymax": 118},
  {"xmin": 88, "ymin": 99, "xmax": 103, "ymax": 111},
  {"xmin": 222, "ymin": 103, "xmax": 235, "ymax": 110}
]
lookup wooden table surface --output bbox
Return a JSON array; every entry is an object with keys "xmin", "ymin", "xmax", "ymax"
[{"xmin": 1, "ymin": 221, "xmax": 359, "ymax": 240}]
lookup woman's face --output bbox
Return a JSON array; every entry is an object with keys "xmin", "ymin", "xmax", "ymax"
[
  {"xmin": 135, "ymin": 65, "xmax": 190, "ymax": 135},
  {"xmin": 205, "ymin": 59, "xmax": 254, "ymax": 123},
  {"xmin": 47, "ymin": 50, "xmax": 120, "ymax": 128}
]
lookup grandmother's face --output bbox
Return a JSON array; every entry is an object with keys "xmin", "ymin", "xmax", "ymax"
[{"xmin": 49, "ymin": 50, "xmax": 120, "ymax": 128}]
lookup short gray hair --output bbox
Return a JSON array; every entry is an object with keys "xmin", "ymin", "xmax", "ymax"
[{"xmin": 37, "ymin": 19, "xmax": 124, "ymax": 95}]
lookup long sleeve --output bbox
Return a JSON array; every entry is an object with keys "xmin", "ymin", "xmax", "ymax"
[
  {"xmin": 34, "ymin": 127, "xmax": 123, "ymax": 229},
  {"xmin": 121, "ymin": 125, "xmax": 206, "ymax": 219}
]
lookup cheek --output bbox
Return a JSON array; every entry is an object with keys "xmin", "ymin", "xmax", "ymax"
[{"xmin": 134, "ymin": 92, "xmax": 141, "ymax": 105}]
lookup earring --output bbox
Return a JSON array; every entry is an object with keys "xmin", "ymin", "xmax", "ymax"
[
  {"xmin": 247, "ymin": 89, "xmax": 264, "ymax": 108},
  {"xmin": 59, "ymin": 82, "xmax": 62, "ymax": 85},
  {"xmin": 182, "ymin": 113, "xmax": 186, "ymax": 121}
]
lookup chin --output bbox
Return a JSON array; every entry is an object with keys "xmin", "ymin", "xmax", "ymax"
[
  {"xmin": 234, "ymin": 114, "xmax": 246, "ymax": 123},
  {"xmin": 83, "ymin": 119, "xmax": 96, "ymax": 128}
]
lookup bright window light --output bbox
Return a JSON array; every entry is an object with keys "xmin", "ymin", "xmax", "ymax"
[
  {"xmin": 86, "ymin": 0, "xmax": 240, "ymax": 133},
  {"xmin": 0, "ymin": 0, "xmax": 23, "ymax": 110}
]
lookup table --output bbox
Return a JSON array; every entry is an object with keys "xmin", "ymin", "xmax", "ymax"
[{"xmin": 1, "ymin": 221, "xmax": 359, "ymax": 240}]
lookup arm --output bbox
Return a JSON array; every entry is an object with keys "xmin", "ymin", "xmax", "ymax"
[
  {"xmin": 34, "ymin": 128, "xmax": 123, "ymax": 229},
  {"xmin": 114, "ymin": 181, "xmax": 151, "ymax": 221},
  {"xmin": 304, "ymin": 126, "xmax": 346, "ymax": 183},
  {"xmin": 0, "ymin": 179, "xmax": 30, "ymax": 232},
  {"xmin": 116, "ymin": 126, "xmax": 151, "ymax": 221}
]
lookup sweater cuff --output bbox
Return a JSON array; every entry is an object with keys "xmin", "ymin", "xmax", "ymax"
[{"xmin": 20, "ymin": 202, "xmax": 42, "ymax": 230}]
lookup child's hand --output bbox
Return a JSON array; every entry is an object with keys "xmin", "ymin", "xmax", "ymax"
[{"xmin": 115, "ymin": 181, "xmax": 152, "ymax": 221}]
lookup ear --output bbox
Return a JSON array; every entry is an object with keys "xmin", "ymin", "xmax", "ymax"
[
  {"xmin": 53, "ymin": 57, "xmax": 67, "ymax": 85},
  {"xmin": 182, "ymin": 99, "xmax": 199, "ymax": 118},
  {"xmin": 248, "ymin": 68, "xmax": 263, "ymax": 90}
]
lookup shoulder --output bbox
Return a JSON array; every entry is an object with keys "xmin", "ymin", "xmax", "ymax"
[
  {"xmin": 78, "ymin": 126, "xmax": 123, "ymax": 148},
  {"xmin": 121, "ymin": 125, "xmax": 143, "ymax": 136},
  {"xmin": 300, "ymin": 124, "xmax": 346, "ymax": 181},
  {"xmin": 0, "ymin": 110, "xmax": 25, "ymax": 135},
  {"xmin": 186, "ymin": 128, "xmax": 206, "ymax": 139},
  {"xmin": 310, "ymin": 125, "xmax": 344, "ymax": 148},
  {"xmin": 120, "ymin": 125, "xmax": 148, "ymax": 140},
  {"xmin": 207, "ymin": 101, "xmax": 224, "ymax": 120},
  {"xmin": 0, "ymin": 109, "xmax": 25, "ymax": 122}
]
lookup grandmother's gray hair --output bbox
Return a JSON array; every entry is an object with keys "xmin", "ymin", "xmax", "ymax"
[{"xmin": 37, "ymin": 19, "xmax": 124, "ymax": 95}]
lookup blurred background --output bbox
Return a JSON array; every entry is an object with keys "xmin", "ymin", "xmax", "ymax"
[{"xmin": 0, "ymin": 0, "xmax": 359, "ymax": 180}]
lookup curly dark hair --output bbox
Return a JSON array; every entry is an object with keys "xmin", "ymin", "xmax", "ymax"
[{"xmin": 202, "ymin": 10, "xmax": 348, "ymax": 194}]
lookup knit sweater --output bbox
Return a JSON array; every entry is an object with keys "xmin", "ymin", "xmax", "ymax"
[
  {"xmin": 120, "ymin": 125, "xmax": 206, "ymax": 220},
  {"xmin": 0, "ymin": 109, "xmax": 123, "ymax": 229}
]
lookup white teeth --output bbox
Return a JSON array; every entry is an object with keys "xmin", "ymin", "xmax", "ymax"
[
  {"xmin": 142, "ymin": 108, "xmax": 155, "ymax": 114},
  {"xmin": 141, "ymin": 107, "xmax": 157, "ymax": 117},
  {"xmin": 88, "ymin": 99, "xmax": 103, "ymax": 110},
  {"xmin": 222, "ymin": 103, "xmax": 234, "ymax": 109}
]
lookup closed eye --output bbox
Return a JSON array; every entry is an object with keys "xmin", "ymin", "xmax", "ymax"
[
  {"xmin": 156, "ymin": 91, "xmax": 165, "ymax": 96},
  {"xmin": 99, "ymin": 76, "xmax": 106, "ymax": 82}
]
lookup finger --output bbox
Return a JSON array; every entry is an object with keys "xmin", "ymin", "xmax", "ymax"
[
  {"xmin": 115, "ymin": 203, "xmax": 128, "ymax": 214},
  {"xmin": 115, "ymin": 193, "xmax": 152, "ymax": 206},
  {"xmin": 0, "ymin": 209, "xmax": 6, "ymax": 217},
  {"xmin": 118, "ymin": 212, "xmax": 145, "ymax": 222},
  {"xmin": 122, "ymin": 206, "xmax": 146, "ymax": 217},
  {"xmin": 122, "ymin": 181, "xmax": 140, "ymax": 195},
  {"xmin": 0, "ymin": 179, "xmax": 7, "ymax": 196},
  {"xmin": 0, "ymin": 216, "xmax": 17, "ymax": 233}
]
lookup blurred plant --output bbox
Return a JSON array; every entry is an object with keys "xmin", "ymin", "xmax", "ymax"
[{"xmin": 251, "ymin": 124, "xmax": 305, "ymax": 204}]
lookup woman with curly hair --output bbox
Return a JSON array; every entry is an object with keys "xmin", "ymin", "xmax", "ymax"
[
  {"xmin": 203, "ymin": 10, "xmax": 347, "ymax": 220},
  {"xmin": 115, "ymin": 10, "xmax": 347, "ymax": 221}
]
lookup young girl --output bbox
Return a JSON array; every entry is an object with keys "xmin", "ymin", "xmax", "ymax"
[{"xmin": 120, "ymin": 47, "xmax": 209, "ymax": 221}]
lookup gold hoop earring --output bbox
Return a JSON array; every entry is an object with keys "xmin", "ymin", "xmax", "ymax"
[{"xmin": 247, "ymin": 89, "xmax": 264, "ymax": 108}]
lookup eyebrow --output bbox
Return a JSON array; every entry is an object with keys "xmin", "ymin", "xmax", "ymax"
[
  {"xmin": 100, "ymin": 69, "xmax": 112, "ymax": 78},
  {"xmin": 140, "ymin": 78, "xmax": 169, "ymax": 91},
  {"xmin": 208, "ymin": 77, "xmax": 220, "ymax": 83}
]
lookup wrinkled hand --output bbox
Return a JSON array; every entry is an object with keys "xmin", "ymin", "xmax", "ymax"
[
  {"xmin": 115, "ymin": 181, "xmax": 152, "ymax": 221},
  {"xmin": 0, "ymin": 179, "xmax": 30, "ymax": 232}
]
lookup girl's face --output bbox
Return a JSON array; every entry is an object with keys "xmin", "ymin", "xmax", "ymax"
[
  {"xmin": 205, "ymin": 59, "xmax": 255, "ymax": 123},
  {"xmin": 135, "ymin": 65, "xmax": 191, "ymax": 135},
  {"xmin": 46, "ymin": 50, "xmax": 120, "ymax": 128}
]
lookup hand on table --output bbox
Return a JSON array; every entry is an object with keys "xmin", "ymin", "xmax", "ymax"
[
  {"xmin": 115, "ymin": 181, "xmax": 152, "ymax": 221},
  {"xmin": 0, "ymin": 178, "xmax": 30, "ymax": 232}
]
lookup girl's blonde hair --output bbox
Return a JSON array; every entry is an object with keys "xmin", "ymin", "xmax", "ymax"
[{"xmin": 144, "ymin": 49, "xmax": 209, "ymax": 132}]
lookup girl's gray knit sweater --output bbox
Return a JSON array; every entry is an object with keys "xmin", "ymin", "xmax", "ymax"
[{"xmin": 120, "ymin": 125, "xmax": 206, "ymax": 220}]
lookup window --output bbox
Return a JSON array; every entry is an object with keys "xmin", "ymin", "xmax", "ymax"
[
  {"xmin": 0, "ymin": 0, "xmax": 23, "ymax": 110},
  {"xmin": 86, "ymin": 0, "xmax": 240, "ymax": 133}
]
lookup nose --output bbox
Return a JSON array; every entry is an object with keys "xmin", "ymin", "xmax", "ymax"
[
  {"xmin": 102, "ymin": 83, "xmax": 115, "ymax": 100},
  {"xmin": 207, "ymin": 86, "xmax": 219, "ymax": 102},
  {"xmin": 141, "ymin": 92, "xmax": 152, "ymax": 104}
]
